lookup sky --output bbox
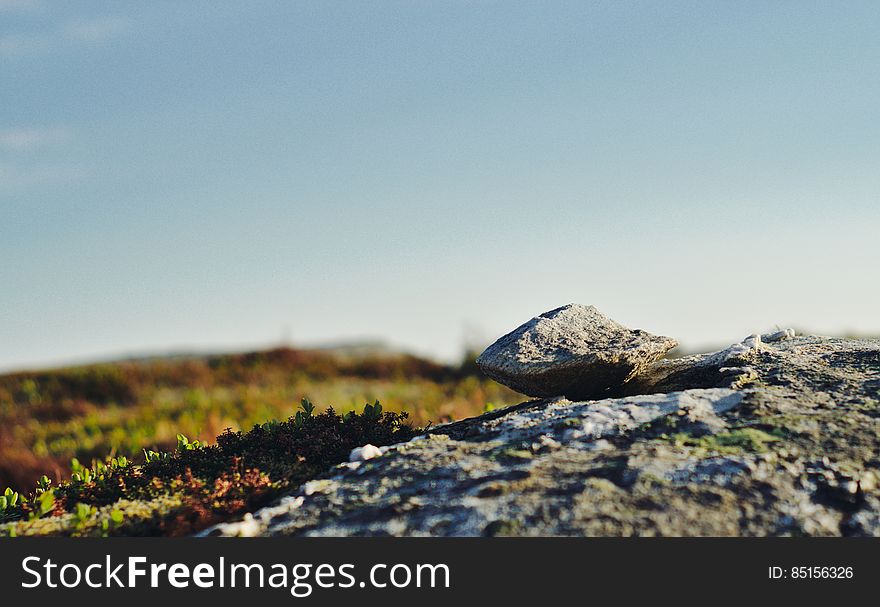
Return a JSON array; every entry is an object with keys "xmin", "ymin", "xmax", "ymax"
[{"xmin": 1, "ymin": 0, "xmax": 879, "ymax": 371}]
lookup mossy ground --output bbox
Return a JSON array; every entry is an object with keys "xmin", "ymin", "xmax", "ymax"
[{"xmin": 0, "ymin": 400, "xmax": 415, "ymax": 536}]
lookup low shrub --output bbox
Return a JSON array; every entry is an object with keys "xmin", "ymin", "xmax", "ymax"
[{"xmin": 0, "ymin": 399, "xmax": 415, "ymax": 536}]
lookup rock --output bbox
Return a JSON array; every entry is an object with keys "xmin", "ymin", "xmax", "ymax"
[
  {"xmin": 762, "ymin": 328, "xmax": 796, "ymax": 343},
  {"xmin": 475, "ymin": 304, "xmax": 678, "ymax": 399},
  {"xmin": 203, "ymin": 334, "xmax": 880, "ymax": 537},
  {"xmin": 349, "ymin": 444, "xmax": 382, "ymax": 462},
  {"xmin": 212, "ymin": 512, "xmax": 261, "ymax": 537}
]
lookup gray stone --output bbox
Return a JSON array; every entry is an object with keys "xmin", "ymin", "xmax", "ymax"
[{"xmin": 475, "ymin": 304, "xmax": 678, "ymax": 399}]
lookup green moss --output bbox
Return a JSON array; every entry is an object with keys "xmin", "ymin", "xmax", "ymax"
[
  {"xmin": 670, "ymin": 428, "xmax": 784, "ymax": 454},
  {"xmin": 499, "ymin": 448, "xmax": 534, "ymax": 461},
  {"xmin": 0, "ymin": 495, "xmax": 184, "ymax": 537}
]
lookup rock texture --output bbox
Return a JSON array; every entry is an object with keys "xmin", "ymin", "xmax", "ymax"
[
  {"xmin": 204, "ymin": 333, "xmax": 880, "ymax": 537},
  {"xmin": 475, "ymin": 304, "xmax": 677, "ymax": 399}
]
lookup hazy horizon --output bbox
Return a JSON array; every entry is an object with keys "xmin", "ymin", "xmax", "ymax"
[
  {"xmin": 1, "ymin": 316, "xmax": 875, "ymax": 375},
  {"xmin": 3, "ymin": 1, "xmax": 879, "ymax": 373}
]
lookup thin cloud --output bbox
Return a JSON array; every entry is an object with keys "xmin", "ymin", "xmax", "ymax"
[
  {"xmin": 0, "ymin": 32, "xmax": 50, "ymax": 56},
  {"xmin": 0, "ymin": 0, "xmax": 42, "ymax": 12},
  {"xmin": 0, "ymin": 127, "xmax": 71, "ymax": 150},
  {"xmin": 0, "ymin": 127, "xmax": 79, "ymax": 193},
  {"xmin": 63, "ymin": 16, "xmax": 129, "ymax": 44},
  {"xmin": 1, "ymin": 15, "xmax": 128, "ymax": 57},
  {"xmin": 0, "ymin": 162, "xmax": 85, "ymax": 194}
]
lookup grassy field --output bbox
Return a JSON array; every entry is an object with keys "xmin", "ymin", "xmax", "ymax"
[{"xmin": 0, "ymin": 346, "xmax": 520, "ymax": 493}]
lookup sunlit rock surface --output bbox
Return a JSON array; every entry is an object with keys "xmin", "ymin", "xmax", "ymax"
[
  {"xmin": 475, "ymin": 304, "xmax": 677, "ymax": 400},
  {"xmin": 205, "ymin": 334, "xmax": 880, "ymax": 537}
]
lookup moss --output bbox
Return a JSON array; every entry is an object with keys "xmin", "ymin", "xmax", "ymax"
[
  {"xmin": 500, "ymin": 448, "xmax": 534, "ymax": 461},
  {"xmin": 581, "ymin": 477, "xmax": 623, "ymax": 493},
  {"xmin": 0, "ymin": 495, "xmax": 184, "ymax": 537},
  {"xmin": 0, "ymin": 400, "xmax": 415, "ymax": 536},
  {"xmin": 634, "ymin": 472, "xmax": 670, "ymax": 488},
  {"xmin": 559, "ymin": 417, "xmax": 582, "ymax": 429},
  {"xmin": 475, "ymin": 481, "xmax": 510, "ymax": 498},
  {"xmin": 669, "ymin": 428, "xmax": 783, "ymax": 454},
  {"xmin": 482, "ymin": 519, "xmax": 522, "ymax": 537}
]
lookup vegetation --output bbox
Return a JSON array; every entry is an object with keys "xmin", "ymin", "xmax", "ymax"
[
  {"xmin": 0, "ymin": 346, "xmax": 519, "ymax": 492},
  {"xmin": 669, "ymin": 428, "xmax": 785, "ymax": 454},
  {"xmin": 0, "ymin": 399, "xmax": 415, "ymax": 536}
]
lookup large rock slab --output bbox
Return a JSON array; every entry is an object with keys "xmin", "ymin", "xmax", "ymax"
[
  {"xmin": 475, "ymin": 304, "xmax": 678, "ymax": 399},
  {"xmin": 204, "ymin": 334, "xmax": 880, "ymax": 537}
]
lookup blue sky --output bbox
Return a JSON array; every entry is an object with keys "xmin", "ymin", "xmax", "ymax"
[{"xmin": 2, "ymin": 0, "xmax": 879, "ymax": 371}]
